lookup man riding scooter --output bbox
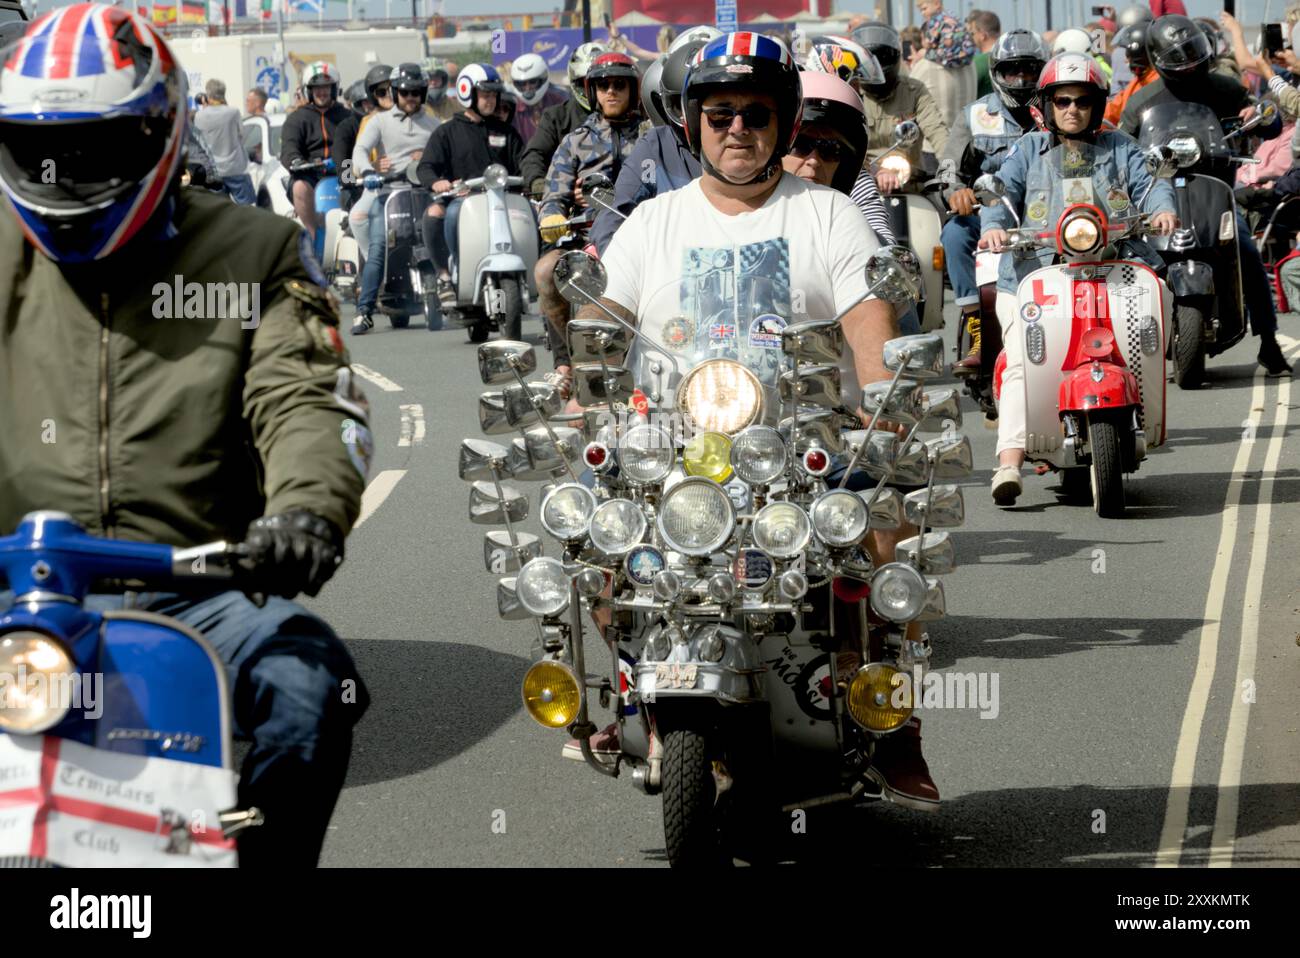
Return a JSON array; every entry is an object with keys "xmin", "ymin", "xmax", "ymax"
[
  {"xmin": 280, "ymin": 61, "xmax": 349, "ymax": 247},
  {"xmin": 519, "ymin": 42, "xmax": 605, "ymax": 196},
  {"xmin": 941, "ymin": 28, "xmax": 1048, "ymax": 378},
  {"xmin": 1119, "ymin": 14, "xmax": 1292, "ymax": 376},
  {"xmin": 416, "ymin": 63, "xmax": 525, "ymax": 310},
  {"xmin": 509, "ymin": 52, "xmax": 570, "ymax": 146},
  {"xmin": 535, "ymin": 52, "xmax": 647, "ymax": 364},
  {"xmin": 351, "ymin": 63, "xmax": 439, "ymax": 335}
]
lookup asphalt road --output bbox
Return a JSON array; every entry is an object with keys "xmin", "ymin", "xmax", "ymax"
[{"xmin": 304, "ymin": 298, "xmax": 1300, "ymax": 868}]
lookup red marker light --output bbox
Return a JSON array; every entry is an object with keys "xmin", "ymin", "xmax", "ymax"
[
  {"xmin": 584, "ymin": 442, "xmax": 609, "ymax": 468},
  {"xmin": 803, "ymin": 448, "xmax": 829, "ymax": 475}
]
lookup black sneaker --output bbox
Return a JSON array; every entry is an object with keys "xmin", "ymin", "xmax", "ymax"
[
  {"xmin": 1259, "ymin": 336, "xmax": 1293, "ymax": 377},
  {"xmin": 350, "ymin": 313, "xmax": 374, "ymax": 336}
]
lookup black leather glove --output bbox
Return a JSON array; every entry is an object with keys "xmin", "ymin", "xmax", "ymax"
[{"xmin": 241, "ymin": 510, "xmax": 344, "ymax": 599}]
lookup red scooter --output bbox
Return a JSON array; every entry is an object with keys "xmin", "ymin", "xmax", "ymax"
[{"xmin": 977, "ymin": 174, "xmax": 1170, "ymax": 518}]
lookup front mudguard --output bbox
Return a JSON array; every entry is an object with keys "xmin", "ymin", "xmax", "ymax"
[
  {"xmin": 1058, "ymin": 364, "xmax": 1141, "ymax": 415},
  {"xmin": 472, "ymin": 253, "xmax": 527, "ymax": 306},
  {"xmin": 1165, "ymin": 260, "xmax": 1215, "ymax": 298}
]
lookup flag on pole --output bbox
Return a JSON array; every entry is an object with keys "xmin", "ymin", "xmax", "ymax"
[
  {"xmin": 180, "ymin": 0, "xmax": 205, "ymax": 22},
  {"xmin": 152, "ymin": 3, "xmax": 178, "ymax": 23}
]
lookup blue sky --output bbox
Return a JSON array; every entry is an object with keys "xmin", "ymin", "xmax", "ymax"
[{"xmin": 21, "ymin": 0, "xmax": 1295, "ymax": 33}]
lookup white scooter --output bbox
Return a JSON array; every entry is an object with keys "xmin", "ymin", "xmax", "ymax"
[
  {"xmin": 443, "ymin": 163, "xmax": 539, "ymax": 344},
  {"xmin": 876, "ymin": 121, "xmax": 947, "ymax": 332}
]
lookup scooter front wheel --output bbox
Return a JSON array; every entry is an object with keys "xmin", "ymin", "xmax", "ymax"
[
  {"xmin": 1172, "ymin": 302, "xmax": 1206, "ymax": 390},
  {"xmin": 1088, "ymin": 415, "xmax": 1126, "ymax": 518}
]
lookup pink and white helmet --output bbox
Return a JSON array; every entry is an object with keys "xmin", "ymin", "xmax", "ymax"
[{"xmin": 0, "ymin": 3, "xmax": 187, "ymax": 262}]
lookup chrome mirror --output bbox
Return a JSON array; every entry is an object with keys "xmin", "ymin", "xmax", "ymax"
[
  {"xmin": 496, "ymin": 576, "xmax": 532, "ymax": 621},
  {"xmin": 553, "ymin": 250, "xmax": 608, "ymax": 305},
  {"xmin": 920, "ymin": 388, "xmax": 963, "ymax": 431},
  {"xmin": 504, "ymin": 381, "xmax": 563, "ymax": 428},
  {"xmin": 567, "ymin": 318, "xmax": 630, "ymax": 363},
  {"xmin": 859, "ymin": 429, "xmax": 901, "ymax": 481},
  {"xmin": 477, "ymin": 340, "xmax": 536, "ymax": 385},
  {"xmin": 778, "ymin": 408, "xmax": 850, "ymax": 456},
  {"xmin": 458, "ymin": 438, "xmax": 512, "ymax": 482},
  {"xmin": 926, "ymin": 435, "xmax": 974, "ymax": 480},
  {"xmin": 484, "ymin": 531, "xmax": 542, "ymax": 573},
  {"xmin": 865, "ymin": 246, "xmax": 922, "ymax": 303},
  {"xmin": 972, "ymin": 172, "xmax": 1006, "ymax": 206},
  {"xmin": 469, "ymin": 480, "xmax": 528, "ymax": 524},
  {"xmin": 523, "ymin": 425, "xmax": 583, "ymax": 471},
  {"xmin": 903, "ymin": 484, "xmax": 965, "ymax": 528},
  {"xmin": 778, "ymin": 363, "xmax": 841, "ymax": 408},
  {"xmin": 573, "ymin": 363, "xmax": 634, "ymax": 407},
  {"xmin": 866, "ymin": 487, "xmax": 903, "ymax": 529},
  {"xmin": 478, "ymin": 391, "xmax": 512, "ymax": 435},
  {"xmin": 916, "ymin": 577, "xmax": 946, "ymax": 622},
  {"xmin": 892, "ymin": 119, "xmax": 920, "ymax": 148},
  {"xmin": 891, "ymin": 440, "xmax": 929, "ymax": 486},
  {"xmin": 781, "ymin": 319, "xmax": 843, "ymax": 364},
  {"xmin": 895, "ymin": 530, "xmax": 956, "ymax": 575},
  {"xmin": 861, "ymin": 378, "xmax": 924, "ymax": 424},
  {"xmin": 883, "ymin": 333, "xmax": 945, "ymax": 379}
]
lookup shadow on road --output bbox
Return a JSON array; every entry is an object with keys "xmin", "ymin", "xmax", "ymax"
[
  {"xmin": 927, "ymin": 613, "xmax": 1203, "ymax": 667},
  {"xmin": 341, "ymin": 638, "xmax": 529, "ymax": 787}
]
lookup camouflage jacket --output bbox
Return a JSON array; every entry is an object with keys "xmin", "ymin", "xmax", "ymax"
[
  {"xmin": 0, "ymin": 189, "xmax": 372, "ymax": 546},
  {"xmin": 539, "ymin": 110, "xmax": 650, "ymax": 221}
]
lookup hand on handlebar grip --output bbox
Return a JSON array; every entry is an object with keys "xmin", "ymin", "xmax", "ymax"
[
  {"xmin": 979, "ymin": 229, "xmax": 1009, "ymax": 253},
  {"xmin": 539, "ymin": 213, "xmax": 569, "ymax": 244},
  {"xmin": 876, "ymin": 169, "xmax": 901, "ymax": 194},
  {"xmin": 1150, "ymin": 212, "xmax": 1179, "ymax": 236},
  {"xmin": 948, "ymin": 188, "xmax": 977, "ymax": 217},
  {"xmin": 432, "ymin": 179, "xmax": 453, "ymax": 193},
  {"xmin": 377, "ymin": 155, "xmax": 392, "ymax": 173}
]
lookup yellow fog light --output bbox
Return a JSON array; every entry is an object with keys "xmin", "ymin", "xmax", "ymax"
[
  {"xmin": 682, "ymin": 431, "xmax": 733, "ymax": 483},
  {"xmin": 846, "ymin": 663, "xmax": 913, "ymax": 732},
  {"xmin": 0, "ymin": 630, "xmax": 75, "ymax": 734},
  {"xmin": 522, "ymin": 660, "xmax": 582, "ymax": 728}
]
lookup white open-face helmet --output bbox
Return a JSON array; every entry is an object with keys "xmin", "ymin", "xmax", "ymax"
[
  {"xmin": 1053, "ymin": 28, "xmax": 1095, "ymax": 57},
  {"xmin": 510, "ymin": 53, "xmax": 550, "ymax": 106}
]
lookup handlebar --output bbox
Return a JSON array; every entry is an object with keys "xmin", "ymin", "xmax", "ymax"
[{"xmin": 290, "ymin": 158, "xmax": 336, "ymax": 174}]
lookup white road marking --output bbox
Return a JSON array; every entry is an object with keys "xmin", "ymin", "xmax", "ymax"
[
  {"xmin": 1155, "ymin": 367, "xmax": 1265, "ymax": 867},
  {"xmin": 399, "ymin": 404, "xmax": 426, "ymax": 447},
  {"xmin": 352, "ymin": 364, "xmax": 404, "ymax": 393},
  {"xmin": 353, "ymin": 469, "xmax": 406, "ymax": 529},
  {"xmin": 1156, "ymin": 338, "xmax": 1299, "ymax": 867},
  {"xmin": 1208, "ymin": 346, "xmax": 1296, "ymax": 867}
]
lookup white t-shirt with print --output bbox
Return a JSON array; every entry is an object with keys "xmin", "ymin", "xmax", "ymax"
[{"xmin": 600, "ymin": 172, "xmax": 880, "ymax": 408}]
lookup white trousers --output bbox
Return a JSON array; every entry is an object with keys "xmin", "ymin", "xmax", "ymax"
[
  {"xmin": 349, "ymin": 190, "xmax": 377, "ymax": 263},
  {"xmin": 995, "ymin": 290, "xmax": 1027, "ymax": 458}
]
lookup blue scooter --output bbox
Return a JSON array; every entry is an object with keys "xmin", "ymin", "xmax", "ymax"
[
  {"xmin": 289, "ymin": 157, "xmax": 351, "ymax": 284},
  {"xmin": 0, "ymin": 512, "xmax": 263, "ymax": 867}
]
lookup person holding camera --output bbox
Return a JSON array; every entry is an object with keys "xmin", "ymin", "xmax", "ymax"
[{"xmin": 193, "ymin": 78, "xmax": 255, "ymax": 204}]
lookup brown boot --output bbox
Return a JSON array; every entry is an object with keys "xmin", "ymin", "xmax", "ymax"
[
  {"xmin": 866, "ymin": 716, "xmax": 940, "ymax": 811},
  {"xmin": 953, "ymin": 310, "xmax": 982, "ymax": 376}
]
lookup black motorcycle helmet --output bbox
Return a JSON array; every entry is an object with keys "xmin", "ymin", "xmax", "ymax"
[
  {"xmin": 345, "ymin": 79, "xmax": 371, "ymax": 116},
  {"xmin": 390, "ymin": 62, "xmax": 429, "ymax": 106},
  {"xmin": 1146, "ymin": 14, "xmax": 1213, "ymax": 85},
  {"xmin": 852, "ymin": 22, "xmax": 902, "ymax": 99},
  {"xmin": 661, "ymin": 38, "xmax": 712, "ymax": 129},
  {"xmin": 365, "ymin": 63, "xmax": 394, "ymax": 101},
  {"xmin": 1113, "ymin": 19, "xmax": 1151, "ymax": 71},
  {"xmin": 989, "ymin": 29, "xmax": 1049, "ymax": 115}
]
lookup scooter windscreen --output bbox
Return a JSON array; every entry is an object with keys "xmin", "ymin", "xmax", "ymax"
[
  {"xmin": 1019, "ymin": 141, "xmax": 1142, "ymax": 231},
  {"xmin": 1136, "ymin": 100, "xmax": 1233, "ymax": 169}
]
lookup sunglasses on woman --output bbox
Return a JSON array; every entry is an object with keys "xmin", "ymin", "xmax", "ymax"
[
  {"xmin": 701, "ymin": 104, "xmax": 773, "ymax": 131},
  {"xmin": 372, "ymin": 84, "xmax": 391, "ymax": 98},
  {"xmin": 1051, "ymin": 94, "xmax": 1094, "ymax": 110},
  {"xmin": 789, "ymin": 135, "xmax": 845, "ymax": 162}
]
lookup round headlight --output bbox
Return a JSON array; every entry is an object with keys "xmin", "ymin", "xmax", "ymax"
[
  {"xmin": 811, "ymin": 489, "xmax": 869, "ymax": 549},
  {"xmin": 0, "ymin": 630, "xmax": 74, "ymax": 734},
  {"xmin": 516, "ymin": 557, "xmax": 571, "ymax": 617},
  {"xmin": 540, "ymin": 483, "xmax": 597, "ymax": 541},
  {"xmin": 1062, "ymin": 213, "xmax": 1101, "ymax": 253},
  {"xmin": 657, "ymin": 477, "xmax": 735, "ymax": 556},
  {"xmin": 869, "ymin": 562, "xmax": 928, "ymax": 623},
  {"xmin": 682, "ymin": 431, "xmax": 733, "ymax": 483},
  {"xmin": 521, "ymin": 660, "xmax": 582, "ymax": 728},
  {"xmin": 618, "ymin": 424, "xmax": 675, "ymax": 485},
  {"xmin": 677, "ymin": 360, "xmax": 762, "ymax": 435},
  {"xmin": 482, "ymin": 164, "xmax": 509, "ymax": 191},
  {"xmin": 730, "ymin": 425, "xmax": 787, "ymax": 486},
  {"xmin": 588, "ymin": 498, "xmax": 647, "ymax": 556},
  {"xmin": 880, "ymin": 153, "xmax": 912, "ymax": 185},
  {"xmin": 751, "ymin": 501, "xmax": 811, "ymax": 559},
  {"xmin": 1166, "ymin": 135, "xmax": 1201, "ymax": 168}
]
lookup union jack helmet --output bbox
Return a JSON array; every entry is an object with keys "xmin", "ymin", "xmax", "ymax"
[
  {"xmin": 682, "ymin": 32, "xmax": 803, "ymax": 185},
  {"xmin": 0, "ymin": 3, "xmax": 186, "ymax": 263}
]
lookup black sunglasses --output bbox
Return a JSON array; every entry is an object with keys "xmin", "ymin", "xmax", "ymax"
[
  {"xmin": 372, "ymin": 84, "xmax": 391, "ymax": 97},
  {"xmin": 396, "ymin": 88, "xmax": 423, "ymax": 98},
  {"xmin": 516, "ymin": 78, "xmax": 544, "ymax": 90},
  {"xmin": 594, "ymin": 78, "xmax": 629, "ymax": 92},
  {"xmin": 789, "ymin": 135, "xmax": 845, "ymax": 162},
  {"xmin": 1051, "ymin": 94, "xmax": 1094, "ymax": 109},
  {"xmin": 701, "ymin": 104, "xmax": 774, "ymax": 131}
]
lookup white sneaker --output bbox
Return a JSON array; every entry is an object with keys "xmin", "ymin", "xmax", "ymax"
[{"xmin": 991, "ymin": 466, "xmax": 1022, "ymax": 506}]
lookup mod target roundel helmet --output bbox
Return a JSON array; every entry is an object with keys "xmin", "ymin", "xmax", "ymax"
[
  {"xmin": 455, "ymin": 62, "xmax": 503, "ymax": 113},
  {"xmin": 0, "ymin": 3, "xmax": 188, "ymax": 263}
]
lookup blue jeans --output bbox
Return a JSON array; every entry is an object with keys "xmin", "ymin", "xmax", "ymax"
[
  {"xmin": 357, "ymin": 196, "xmax": 389, "ymax": 314},
  {"xmin": 941, "ymin": 213, "xmax": 981, "ymax": 307},
  {"xmin": 1, "ymin": 588, "xmax": 369, "ymax": 867},
  {"xmin": 898, "ymin": 305, "xmax": 921, "ymax": 336},
  {"xmin": 223, "ymin": 174, "xmax": 257, "ymax": 206},
  {"xmin": 1237, "ymin": 212, "xmax": 1278, "ymax": 337},
  {"xmin": 441, "ymin": 196, "xmax": 464, "ymax": 272}
]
